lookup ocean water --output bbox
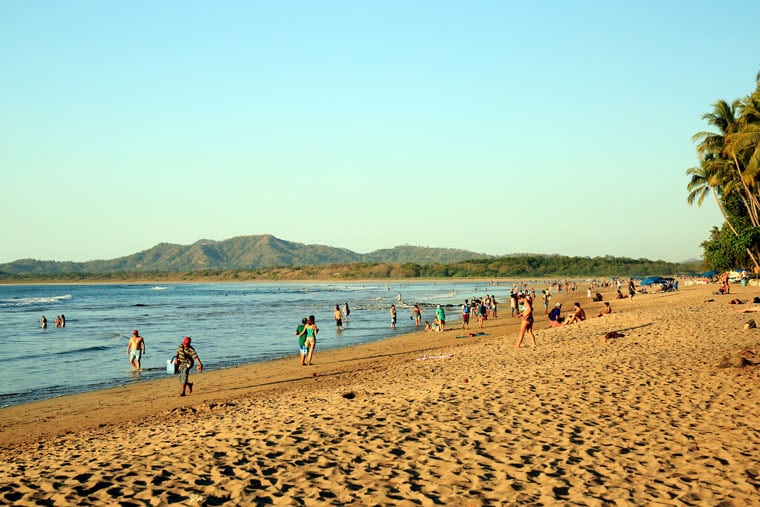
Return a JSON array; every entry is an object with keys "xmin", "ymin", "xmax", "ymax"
[{"xmin": 0, "ymin": 281, "xmax": 515, "ymax": 408}]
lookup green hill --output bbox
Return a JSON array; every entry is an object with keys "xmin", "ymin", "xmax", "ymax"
[{"xmin": 0, "ymin": 234, "xmax": 492, "ymax": 275}]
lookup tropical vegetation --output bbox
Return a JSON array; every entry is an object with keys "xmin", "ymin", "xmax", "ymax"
[
  {"xmin": 688, "ymin": 70, "xmax": 760, "ymax": 271},
  {"xmin": 0, "ymin": 254, "xmax": 700, "ymax": 283}
]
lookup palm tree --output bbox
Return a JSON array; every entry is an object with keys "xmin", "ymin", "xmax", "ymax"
[
  {"xmin": 687, "ymin": 157, "xmax": 744, "ymax": 240},
  {"xmin": 728, "ymin": 86, "xmax": 760, "ymax": 184},
  {"xmin": 691, "ymin": 99, "xmax": 745, "ymax": 215},
  {"xmin": 692, "ymin": 99, "xmax": 741, "ymax": 157},
  {"xmin": 686, "ymin": 164, "xmax": 713, "ymax": 206},
  {"xmin": 690, "ymin": 98, "xmax": 760, "ymax": 271}
]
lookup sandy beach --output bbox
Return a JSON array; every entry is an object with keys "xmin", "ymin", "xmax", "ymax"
[{"xmin": 1, "ymin": 282, "xmax": 759, "ymax": 506}]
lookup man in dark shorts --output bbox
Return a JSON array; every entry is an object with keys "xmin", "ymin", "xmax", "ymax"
[{"xmin": 175, "ymin": 336, "xmax": 203, "ymax": 396}]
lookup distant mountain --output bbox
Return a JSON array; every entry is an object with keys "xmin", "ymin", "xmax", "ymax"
[
  {"xmin": 0, "ymin": 234, "xmax": 493, "ymax": 275},
  {"xmin": 361, "ymin": 244, "xmax": 489, "ymax": 264}
]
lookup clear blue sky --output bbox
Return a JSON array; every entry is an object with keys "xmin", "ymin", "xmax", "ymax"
[{"xmin": 2, "ymin": 1, "xmax": 758, "ymax": 264}]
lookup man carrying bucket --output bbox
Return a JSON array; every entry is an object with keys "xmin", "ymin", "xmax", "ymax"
[{"xmin": 174, "ymin": 336, "xmax": 203, "ymax": 396}]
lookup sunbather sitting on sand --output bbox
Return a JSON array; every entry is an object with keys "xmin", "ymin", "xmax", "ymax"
[
  {"xmin": 548, "ymin": 303, "xmax": 563, "ymax": 327},
  {"xmin": 596, "ymin": 302, "xmax": 612, "ymax": 317},
  {"xmin": 564, "ymin": 302, "xmax": 586, "ymax": 325}
]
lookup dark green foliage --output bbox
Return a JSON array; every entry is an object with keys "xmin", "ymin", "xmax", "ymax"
[
  {"xmin": 701, "ymin": 225, "xmax": 747, "ymax": 271},
  {"xmin": 0, "ymin": 254, "xmax": 700, "ymax": 283},
  {"xmin": 689, "ymin": 73, "xmax": 760, "ymax": 270}
]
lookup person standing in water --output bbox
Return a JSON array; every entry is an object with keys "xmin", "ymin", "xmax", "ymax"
[
  {"xmin": 343, "ymin": 302, "xmax": 350, "ymax": 323},
  {"xmin": 127, "ymin": 329, "xmax": 146, "ymax": 370},
  {"xmin": 412, "ymin": 304, "xmax": 423, "ymax": 327},
  {"xmin": 334, "ymin": 305, "xmax": 343, "ymax": 331},
  {"xmin": 40, "ymin": 316, "xmax": 47, "ymax": 329},
  {"xmin": 390, "ymin": 304, "xmax": 397, "ymax": 329}
]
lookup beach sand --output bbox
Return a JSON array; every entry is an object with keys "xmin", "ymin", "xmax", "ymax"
[{"xmin": 1, "ymin": 282, "xmax": 759, "ymax": 506}]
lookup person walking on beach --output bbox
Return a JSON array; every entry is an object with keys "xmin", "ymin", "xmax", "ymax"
[
  {"xmin": 412, "ymin": 304, "xmax": 423, "ymax": 327},
  {"xmin": 298, "ymin": 315, "xmax": 318, "ymax": 365},
  {"xmin": 515, "ymin": 294, "xmax": 537, "ymax": 348},
  {"xmin": 295, "ymin": 317, "xmax": 308, "ymax": 366},
  {"xmin": 334, "ymin": 305, "xmax": 343, "ymax": 331},
  {"xmin": 174, "ymin": 336, "xmax": 203, "ymax": 396},
  {"xmin": 628, "ymin": 278, "xmax": 636, "ymax": 299},
  {"xmin": 127, "ymin": 329, "xmax": 146, "ymax": 371},
  {"xmin": 390, "ymin": 304, "xmax": 397, "ymax": 329}
]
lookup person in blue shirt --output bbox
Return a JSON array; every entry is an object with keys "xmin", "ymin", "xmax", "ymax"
[{"xmin": 548, "ymin": 303, "xmax": 563, "ymax": 327}]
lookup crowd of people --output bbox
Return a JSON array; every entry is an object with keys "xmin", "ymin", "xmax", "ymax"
[{"xmin": 38, "ymin": 279, "xmax": 652, "ymax": 398}]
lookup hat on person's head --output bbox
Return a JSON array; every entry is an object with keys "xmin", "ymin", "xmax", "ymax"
[
  {"xmin": 132, "ymin": 330, "xmax": 138, "ymax": 336},
  {"xmin": 183, "ymin": 336, "xmax": 191, "ymax": 346},
  {"xmin": 555, "ymin": 303, "xmax": 561, "ymax": 307}
]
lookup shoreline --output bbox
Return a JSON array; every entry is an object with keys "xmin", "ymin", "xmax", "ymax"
[
  {"xmin": 2, "ymin": 283, "xmax": 759, "ymax": 505},
  {"xmin": 0, "ymin": 303, "xmax": 529, "ymax": 448},
  {"xmin": 0, "ymin": 278, "xmax": 526, "ymax": 409},
  {"xmin": 1, "ymin": 277, "xmax": 526, "ymax": 411},
  {"xmin": 0, "ymin": 281, "xmax": 732, "ymax": 445},
  {"xmin": 0, "ymin": 276, "xmax": 566, "ymax": 286}
]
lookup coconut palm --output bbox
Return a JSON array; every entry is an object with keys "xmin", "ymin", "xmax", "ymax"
[
  {"xmin": 690, "ymin": 97, "xmax": 760, "ymax": 270},
  {"xmin": 692, "ymin": 99, "xmax": 741, "ymax": 158},
  {"xmin": 728, "ymin": 87, "xmax": 760, "ymax": 183},
  {"xmin": 686, "ymin": 164, "xmax": 714, "ymax": 207}
]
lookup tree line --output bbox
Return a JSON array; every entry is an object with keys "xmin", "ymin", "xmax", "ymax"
[
  {"xmin": 0, "ymin": 254, "xmax": 700, "ymax": 283},
  {"xmin": 688, "ymin": 70, "xmax": 760, "ymax": 271}
]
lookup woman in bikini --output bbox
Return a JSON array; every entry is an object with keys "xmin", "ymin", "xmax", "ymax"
[
  {"xmin": 515, "ymin": 294, "xmax": 537, "ymax": 348},
  {"xmin": 298, "ymin": 315, "xmax": 319, "ymax": 365}
]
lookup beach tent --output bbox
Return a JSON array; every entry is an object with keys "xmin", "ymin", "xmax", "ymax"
[
  {"xmin": 701, "ymin": 270, "xmax": 718, "ymax": 278},
  {"xmin": 640, "ymin": 276, "xmax": 665, "ymax": 286}
]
